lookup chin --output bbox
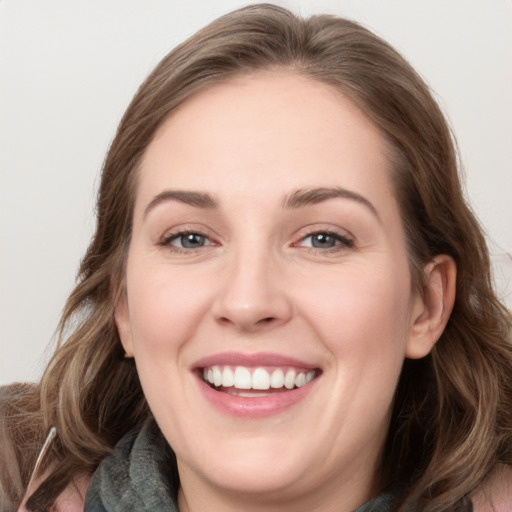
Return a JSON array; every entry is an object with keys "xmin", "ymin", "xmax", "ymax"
[{"xmin": 176, "ymin": 433, "xmax": 328, "ymax": 498}]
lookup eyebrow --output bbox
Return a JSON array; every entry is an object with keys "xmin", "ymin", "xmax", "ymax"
[
  {"xmin": 283, "ymin": 186, "xmax": 380, "ymax": 221},
  {"xmin": 143, "ymin": 186, "xmax": 380, "ymax": 221},
  {"xmin": 144, "ymin": 190, "xmax": 217, "ymax": 218}
]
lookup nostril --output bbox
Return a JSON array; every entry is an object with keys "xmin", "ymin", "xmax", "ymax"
[{"xmin": 217, "ymin": 315, "xmax": 278, "ymax": 330}]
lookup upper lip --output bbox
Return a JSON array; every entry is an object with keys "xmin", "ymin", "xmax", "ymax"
[{"xmin": 192, "ymin": 352, "xmax": 319, "ymax": 371}]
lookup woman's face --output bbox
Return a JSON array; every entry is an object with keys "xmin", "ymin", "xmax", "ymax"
[{"xmin": 116, "ymin": 73, "xmax": 429, "ymax": 509}]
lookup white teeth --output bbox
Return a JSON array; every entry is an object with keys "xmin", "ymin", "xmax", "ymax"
[
  {"xmin": 213, "ymin": 366, "xmax": 222, "ymax": 387},
  {"xmin": 234, "ymin": 366, "xmax": 252, "ymax": 389},
  {"xmin": 221, "ymin": 366, "xmax": 234, "ymax": 387},
  {"xmin": 252, "ymin": 367, "xmax": 270, "ymax": 390},
  {"xmin": 270, "ymin": 368, "xmax": 284, "ymax": 388},
  {"xmin": 284, "ymin": 369, "xmax": 296, "ymax": 389},
  {"xmin": 203, "ymin": 365, "xmax": 316, "ymax": 391}
]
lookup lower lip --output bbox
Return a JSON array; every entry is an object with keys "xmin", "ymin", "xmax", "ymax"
[{"xmin": 196, "ymin": 377, "xmax": 318, "ymax": 418}]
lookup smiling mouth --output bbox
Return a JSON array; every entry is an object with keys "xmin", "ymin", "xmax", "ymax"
[{"xmin": 201, "ymin": 365, "xmax": 319, "ymax": 396}]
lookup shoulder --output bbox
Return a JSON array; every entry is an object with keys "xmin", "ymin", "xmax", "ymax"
[{"xmin": 471, "ymin": 464, "xmax": 512, "ymax": 512}]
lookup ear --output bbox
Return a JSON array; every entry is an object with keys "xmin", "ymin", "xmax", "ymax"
[
  {"xmin": 406, "ymin": 254, "xmax": 457, "ymax": 359},
  {"xmin": 115, "ymin": 291, "xmax": 134, "ymax": 357}
]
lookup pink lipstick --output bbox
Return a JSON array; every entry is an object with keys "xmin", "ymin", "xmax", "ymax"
[{"xmin": 192, "ymin": 352, "xmax": 321, "ymax": 418}]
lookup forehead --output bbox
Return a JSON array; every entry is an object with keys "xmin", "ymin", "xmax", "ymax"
[{"xmin": 136, "ymin": 72, "xmax": 397, "ymax": 218}]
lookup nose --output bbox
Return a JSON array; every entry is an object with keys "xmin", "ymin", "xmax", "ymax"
[{"xmin": 212, "ymin": 246, "xmax": 293, "ymax": 333}]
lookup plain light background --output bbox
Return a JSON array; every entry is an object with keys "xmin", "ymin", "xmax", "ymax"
[{"xmin": 1, "ymin": 0, "xmax": 511, "ymax": 385}]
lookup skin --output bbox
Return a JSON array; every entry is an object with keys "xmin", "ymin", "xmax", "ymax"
[
  {"xmin": 471, "ymin": 464, "xmax": 512, "ymax": 512},
  {"xmin": 116, "ymin": 72, "xmax": 455, "ymax": 512}
]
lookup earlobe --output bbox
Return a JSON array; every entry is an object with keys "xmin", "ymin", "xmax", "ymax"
[
  {"xmin": 405, "ymin": 255, "xmax": 457, "ymax": 359},
  {"xmin": 115, "ymin": 292, "xmax": 134, "ymax": 357}
]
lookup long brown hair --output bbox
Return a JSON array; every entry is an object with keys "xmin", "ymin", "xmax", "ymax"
[
  {"xmin": 0, "ymin": 384, "xmax": 44, "ymax": 511},
  {"xmin": 20, "ymin": 4, "xmax": 512, "ymax": 511}
]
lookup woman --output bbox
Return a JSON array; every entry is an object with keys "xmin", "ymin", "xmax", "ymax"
[{"xmin": 7, "ymin": 4, "xmax": 512, "ymax": 511}]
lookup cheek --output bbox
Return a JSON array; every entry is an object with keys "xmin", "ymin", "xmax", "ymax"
[
  {"xmin": 125, "ymin": 263, "xmax": 212, "ymax": 356},
  {"xmin": 300, "ymin": 261, "xmax": 413, "ymax": 361},
  {"xmin": 124, "ymin": 263, "xmax": 214, "ymax": 426}
]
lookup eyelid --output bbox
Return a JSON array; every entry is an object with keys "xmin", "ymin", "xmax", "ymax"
[
  {"xmin": 158, "ymin": 224, "xmax": 220, "ymax": 251},
  {"xmin": 292, "ymin": 226, "xmax": 355, "ymax": 250},
  {"xmin": 162, "ymin": 230, "xmax": 213, "ymax": 246}
]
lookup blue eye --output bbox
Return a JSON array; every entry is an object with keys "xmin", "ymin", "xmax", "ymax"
[
  {"xmin": 164, "ymin": 232, "xmax": 212, "ymax": 249},
  {"xmin": 309, "ymin": 233, "xmax": 338, "ymax": 248},
  {"xmin": 299, "ymin": 231, "xmax": 354, "ymax": 250}
]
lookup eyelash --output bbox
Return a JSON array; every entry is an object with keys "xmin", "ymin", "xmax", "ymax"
[
  {"xmin": 159, "ymin": 228, "xmax": 354, "ymax": 254},
  {"xmin": 159, "ymin": 230, "xmax": 216, "ymax": 253},
  {"xmin": 295, "ymin": 230, "xmax": 355, "ymax": 252}
]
